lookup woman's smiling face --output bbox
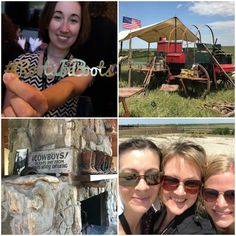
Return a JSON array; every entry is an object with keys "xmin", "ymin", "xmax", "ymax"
[
  {"xmin": 160, "ymin": 156, "xmax": 201, "ymax": 220},
  {"xmin": 119, "ymin": 149, "xmax": 161, "ymax": 216},
  {"xmin": 204, "ymin": 172, "xmax": 234, "ymax": 230},
  {"xmin": 48, "ymin": 1, "xmax": 81, "ymax": 51}
]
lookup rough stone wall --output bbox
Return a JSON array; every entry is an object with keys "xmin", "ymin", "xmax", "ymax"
[
  {"xmin": 2, "ymin": 175, "xmax": 80, "ymax": 235},
  {"xmin": 8, "ymin": 119, "xmax": 114, "ymax": 175},
  {"xmin": 8, "ymin": 119, "xmax": 73, "ymax": 175},
  {"xmin": 4, "ymin": 119, "xmax": 117, "ymax": 234},
  {"xmin": 106, "ymin": 179, "xmax": 117, "ymax": 225}
]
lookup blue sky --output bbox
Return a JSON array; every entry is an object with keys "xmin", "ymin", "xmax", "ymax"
[
  {"xmin": 119, "ymin": 1, "xmax": 235, "ymax": 48},
  {"xmin": 119, "ymin": 118, "xmax": 235, "ymax": 125}
]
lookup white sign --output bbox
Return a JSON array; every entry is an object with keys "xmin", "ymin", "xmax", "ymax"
[{"xmin": 28, "ymin": 148, "xmax": 72, "ymax": 174}]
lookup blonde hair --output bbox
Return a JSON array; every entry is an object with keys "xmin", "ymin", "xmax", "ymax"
[
  {"xmin": 162, "ymin": 140, "xmax": 206, "ymax": 178},
  {"xmin": 201, "ymin": 155, "xmax": 235, "ymax": 233},
  {"xmin": 199, "ymin": 155, "xmax": 235, "ymax": 218},
  {"xmin": 161, "ymin": 140, "xmax": 207, "ymax": 215},
  {"xmin": 204, "ymin": 155, "xmax": 234, "ymax": 182}
]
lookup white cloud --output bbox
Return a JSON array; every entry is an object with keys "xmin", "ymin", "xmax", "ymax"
[
  {"xmin": 207, "ymin": 20, "xmax": 235, "ymax": 30},
  {"xmin": 176, "ymin": 4, "xmax": 183, "ymax": 9},
  {"xmin": 197, "ymin": 21, "xmax": 235, "ymax": 46},
  {"xmin": 189, "ymin": 2, "xmax": 235, "ymax": 16}
]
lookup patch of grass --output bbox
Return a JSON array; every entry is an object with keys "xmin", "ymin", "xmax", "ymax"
[{"xmin": 119, "ymin": 89, "xmax": 234, "ymax": 117}]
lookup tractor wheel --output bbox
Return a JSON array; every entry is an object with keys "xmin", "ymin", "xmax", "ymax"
[{"xmin": 191, "ymin": 64, "xmax": 211, "ymax": 98}]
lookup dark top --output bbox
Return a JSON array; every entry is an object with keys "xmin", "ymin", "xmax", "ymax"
[
  {"xmin": 7, "ymin": 52, "xmax": 79, "ymax": 117},
  {"xmin": 119, "ymin": 213, "xmax": 132, "ymax": 234},
  {"xmin": 2, "ymin": 41, "xmax": 24, "ymax": 106},
  {"xmin": 73, "ymin": 16, "xmax": 117, "ymax": 117},
  {"xmin": 141, "ymin": 206, "xmax": 157, "ymax": 234},
  {"xmin": 148, "ymin": 205, "xmax": 216, "ymax": 234},
  {"xmin": 119, "ymin": 207, "xmax": 156, "ymax": 235}
]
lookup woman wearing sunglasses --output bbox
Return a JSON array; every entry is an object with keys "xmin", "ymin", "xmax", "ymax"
[
  {"xmin": 202, "ymin": 155, "xmax": 234, "ymax": 234},
  {"xmin": 151, "ymin": 141, "xmax": 216, "ymax": 234},
  {"xmin": 119, "ymin": 138, "xmax": 162, "ymax": 234}
]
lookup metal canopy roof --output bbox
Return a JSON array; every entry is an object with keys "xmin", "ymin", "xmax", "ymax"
[{"xmin": 119, "ymin": 17, "xmax": 198, "ymax": 43}]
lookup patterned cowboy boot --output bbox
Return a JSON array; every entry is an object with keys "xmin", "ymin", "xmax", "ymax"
[
  {"xmin": 102, "ymin": 155, "xmax": 110, "ymax": 173},
  {"xmin": 95, "ymin": 151, "xmax": 106, "ymax": 174},
  {"xmin": 105, "ymin": 155, "xmax": 117, "ymax": 174},
  {"xmin": 91, "ymin": 151, "xmax": 99, "ymax": 174}
]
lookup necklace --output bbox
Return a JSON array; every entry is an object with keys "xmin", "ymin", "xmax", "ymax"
[
  {"xmin": 42, "ymin": 48, "xmax": 71, "ymax": 90},
  {"xmin": 119, "ymin": 213, "xmax": 132, "ymax": 235}
]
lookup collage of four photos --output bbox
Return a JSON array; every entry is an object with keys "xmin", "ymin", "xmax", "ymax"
[{"xmin": 1, "ymin": 1, "xmax": 235, "ymax": 235}]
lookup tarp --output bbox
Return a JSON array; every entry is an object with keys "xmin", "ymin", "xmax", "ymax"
[{"xmin": 119, "ymin": 17, "xmax": 198, "ymax": 43}]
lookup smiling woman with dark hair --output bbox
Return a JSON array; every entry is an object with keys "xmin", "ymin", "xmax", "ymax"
[
  {"xmin": 2, "ymin": 1, "xmax": 93, "ymax": 117},
  {"xmin": 38, "ymin": 2, "xmax": 90, "ymax": 49},
  {"xmin": 119, "ymin": 138, "xmax": 162, "ymax": 234}
]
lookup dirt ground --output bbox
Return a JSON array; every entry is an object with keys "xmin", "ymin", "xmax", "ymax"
[{"xmin": 119, "ymin": 134, "xmax": 234, "ymax": 157}]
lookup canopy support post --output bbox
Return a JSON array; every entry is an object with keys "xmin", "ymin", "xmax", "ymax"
[
  {"xmin": 120, "ymin": 41, "xmax": 123, "ymax": 55},
  {"xmin": 128, "ymin": 38, "xmax": 132, "ymax": 87},
  {"xmin": 148, "ymin": 43, "xmax": 150, "ymax": 62}
]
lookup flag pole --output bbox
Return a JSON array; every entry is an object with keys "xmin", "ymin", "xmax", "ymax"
[{"xmin": 123, "ymin": 16, "xmax": 141, "ymax": 87}]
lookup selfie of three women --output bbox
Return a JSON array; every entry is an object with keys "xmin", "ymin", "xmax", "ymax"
[{"xmin": 118, "ymin": 138, "xmax": 234, "ymax": 234}]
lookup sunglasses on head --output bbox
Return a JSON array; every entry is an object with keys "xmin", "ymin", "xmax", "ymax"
[
  {"xmin": 202, "ymin": 188, "xmax": 235, "ymax": 204},
  {"xmin": 161, "ymin": 175, "xmax": 202, "ymax": 194},
  {"xmin": 119, "ymin": 171, "xmax": 161, "ymax": 187}
]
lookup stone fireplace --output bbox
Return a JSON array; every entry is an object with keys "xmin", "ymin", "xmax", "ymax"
[{"xmin": 1, "ymin": 119, "xmax": 117, "ymax": 235}]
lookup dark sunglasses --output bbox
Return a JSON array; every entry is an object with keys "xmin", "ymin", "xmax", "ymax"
[
  {"xmin": 202, "ymin": 188, "xmax": 235, "ymax": 204},
  {"xmin": 161, "ymin": 175, "xmax": 202, "ymax": 194},
  {"xmin": 119, "ymin": 171, "xmax": 161, "ymax": 186}
]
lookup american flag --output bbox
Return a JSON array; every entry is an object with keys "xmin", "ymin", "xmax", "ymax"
[{"xmin": 122, "ymin": 16, "xmax": 141, "ymax": 30}]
